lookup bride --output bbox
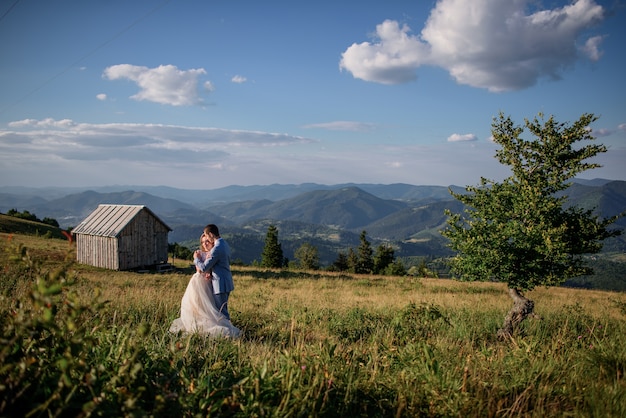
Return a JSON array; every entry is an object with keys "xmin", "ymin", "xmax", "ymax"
[{"xmin": 169, "ymin": 234, "xmax": 241, "ymax": 338}]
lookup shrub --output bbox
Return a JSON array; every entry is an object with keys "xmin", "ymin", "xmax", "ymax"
[{"xmin": 0, "ymin": 242, "xmax": 169, "ymax": 417}]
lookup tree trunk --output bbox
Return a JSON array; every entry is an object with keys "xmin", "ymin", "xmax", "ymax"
[{"xmin": 497, "ymin": 288, "xmax": 535, "ymax": 340}]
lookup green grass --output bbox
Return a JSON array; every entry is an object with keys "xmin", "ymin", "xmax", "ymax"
[
  {"xmin": 1, "ymin": 233, "xmax": 625, "ymax": 417},
  {"xmin": 0, "ymin": 213, "xmax": 67, "ymax": 239}
]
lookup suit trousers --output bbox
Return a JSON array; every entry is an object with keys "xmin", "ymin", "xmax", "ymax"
[{"xmin": 214, "ymin": 292, "xmax": 230, "ymax": 320}]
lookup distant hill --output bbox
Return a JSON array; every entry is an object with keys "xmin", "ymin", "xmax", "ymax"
[
  {"xmin": 1, "ymin": 183, "xmax": 455, "ymax": 208},
  {"xmin": 0, "ymin": 193, "xmax": 49, "ymax": 211},
  {"xmin": 365, "ymin": 200, "xmax": 466, "ymax": 241},
  {"xmin": 1, "ymin": 180, "xmax": 624, "ymax": 265},
  {"xmin": 208, "ymin": 187, "xmax": 408, "ymax": 229},
  {"xmin": 563, "ymin": 181, "xmax": 626, "ymax": 227},
  {"xmin": 1, "ymin": 179, "xmax": 625, "ymax": 291},
  {"xmin": 2, "ymin": 190, "xmax": 198, "ymax": 229}
]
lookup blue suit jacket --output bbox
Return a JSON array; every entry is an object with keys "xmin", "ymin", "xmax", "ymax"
[{"xmin": 194, "ymin": 238, "xmax": 234, "ymax": 294}]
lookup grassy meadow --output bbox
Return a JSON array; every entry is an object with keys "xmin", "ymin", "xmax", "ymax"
[{"xmin": 1, "ymin": 232, "xmax": 625, "ymax": 417}]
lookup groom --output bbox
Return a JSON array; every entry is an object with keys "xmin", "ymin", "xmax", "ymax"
[{"xmin": 194, "ymin": 224, "xmax": 235, "ymax": 320}]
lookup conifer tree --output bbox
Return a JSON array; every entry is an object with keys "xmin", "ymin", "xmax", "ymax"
[
  {"xmin": 347, "ymin": 248, "xmax": 358, "ymax": 273},
  {"xmin": 260, "ymin": 224, "xmax": 284, "ymax": 268},
  {"xmin": 373, "ymin": 244, "xmax": 395, "ymax": 274},
  {"xmin": 355, "ymin": 230, "xmax": 374, "ymax": 274},
  {"xmin": 332, "ymin": 251, "xmax": 349, "ymax": 272}
]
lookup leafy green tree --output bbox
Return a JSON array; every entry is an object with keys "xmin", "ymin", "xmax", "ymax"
[
  {"xmin": 261, "ymin": 224, "xmax": 284, "ymax": 268},
  {"xmin": 42, "ymin": 217, "xmax": 59, "ymax": 228},
  {"xmin": 7, "ymin": 209, "xmax": 38, "ymax": 222},
  {"xmin": 168, "ymin": 243, "xmax": 193, "ymax": 261},
  {"xmin": 442, "ymin": 112, "xmax": 622, "ymax": 339},
  {"xmin": 408, "ymin": 259, "xmax": 434, "ymax": 278},
  {"xmin": 373, "ymin": 244, "xmax": 395, "ymax": 274},
  {"xmin": 294, "ymin": 242, "xmax": 320, "ymax": 270},
  {"xmin": 384, "ymin": 259, "xmax": 407, "ymax": 276},
  {"xmin": 355, "ymin": 231, "xmax": 374, "ymax": 274}
]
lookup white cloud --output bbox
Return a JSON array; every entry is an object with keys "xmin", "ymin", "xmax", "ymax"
[
  {"xmin": 591, "ymin": 123, "xmax": 626, "ymax": 137},
  {"xmin": 581, "ymin": 35, "xmax": 604, "ymax": 61},
  {"xmin": 231, "ymin": 75, "xmax": 247, "ymax": 83},
  {"xmin": 340, "ymin": 20, "xmax": 431, "ymax": 84},
  {"xmin": 1, "ymin": 118, "xmax": 315, "ymax": 165},
  {"xmin": 96, "ymin": 93, "xmax": 107, "ymax": 101},
  {"xmin": 1, "ymin": 118, "xmax": 623, "ymax": 189},
  {"xmin": 103, "ymin": 64, "xmax": 209, "ymax": 106},
  {"xmin": 447, "ymin": 133, "xmax": 478, "ymax": 142},
  {"xmin": 340, "ymin": 0, "xmax": 605, "ymax": 91},
  {"xmin": 0, "ymin": 118, "xmax": 506, "ymax": 188},
  {"xmin": 387, "ymin": 161, "xmax": 403, "ymax": 168},
  {"xmin": 0, "ymin": 118, "xmax": 324, "ymax": 188},
  {"xmin": 302, "ymin": 121, "xmax": 376, "ymax": 132},
  {"xmin": 593, "ymin": 128, "xmax": 612, "ymax": 137},
  {"xmin": 9, "ymin": 118, "xmax": 76, "ymax": 128}
]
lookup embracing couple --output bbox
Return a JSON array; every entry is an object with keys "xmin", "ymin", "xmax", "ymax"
[{"xmin": 169, "ymin": 224, "xmax": 241, "ymax": 338}]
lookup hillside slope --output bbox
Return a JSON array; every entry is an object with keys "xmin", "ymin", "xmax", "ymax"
[
  {"xmin": 2, "ymin": 181, "xmax": 624, "ymax": 262},
  {"xmin": 208, "ymin": 187, "xmax": 408, "ymax": 229},
  {"xmin": 0, "ymin": 214, "xmax": 67, "ymax": 240}
]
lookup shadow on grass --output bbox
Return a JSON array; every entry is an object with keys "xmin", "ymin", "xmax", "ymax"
[
  {"xmin": 235, "ymin": 268, "xmax": 356, "ymax": 280},
  {"xmin": 153, "ymin": 266, "xmax": 356, "ymax": 281}
]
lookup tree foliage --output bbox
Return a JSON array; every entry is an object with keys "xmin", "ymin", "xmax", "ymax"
[
  {"xmin": 168, "ymin": 242, "xmax": 193, "ymax": 261},
  {"xmin": 355, "ymin": 231, "xmax": 374, "ymax": 274},
  {"xmin": 373, "ymin": 243, "xmax": 395, "ymax": 274},
  {"xmin": 332, "ymin": 232, "xmax": 405, "ymax": 275},
  {"xmin": 407, "ymin": 258, "xmax": 437, "ymax": 278},
  {"xmin": 331, "ymin": 251, "xmax": 349, "ymax": 272},
  {"xmin": 442, "ymin": 112, "xmax": 622, "ymax": 337},
  {"xmin": 383, "ymin": 259, "xmax": 407, "ymax": 276},
  {"xmin": 261, "ymin": 224, "xmax": 284, "ymax": 268},
  {"xmin": 6, "ymin": 209, "xmax": 59, "ymax": 227},
  {"xmin": 294, "ymin": 242, "xmax": 320, "ymax": 270},
  {"xmin": 347, "ymin": 248, "xmax": 358, "ymax": 273}
]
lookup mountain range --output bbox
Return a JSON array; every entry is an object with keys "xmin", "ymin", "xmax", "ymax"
[{"xmin": 1, "ymin": 179, "xmax": 624, "ymax": 266}]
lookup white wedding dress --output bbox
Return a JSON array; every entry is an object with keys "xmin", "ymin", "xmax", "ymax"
[{"xmin": 169, "ymin": 272, "xmax": 241, "ymax": 338}]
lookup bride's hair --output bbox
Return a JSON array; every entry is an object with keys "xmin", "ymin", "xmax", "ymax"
[{"xmin": 200, "ymin": 234, "xmax": 212, "ymax": 251}]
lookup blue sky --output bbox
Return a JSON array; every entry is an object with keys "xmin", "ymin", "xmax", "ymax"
[{"xmin": 1, "ymin": 0, "xmax": 624, "ymax": 190}]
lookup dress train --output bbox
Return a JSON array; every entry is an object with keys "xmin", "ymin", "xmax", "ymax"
[{"xmin": 169, "ymin": 273, "xmax": 240, "ymax": 338}]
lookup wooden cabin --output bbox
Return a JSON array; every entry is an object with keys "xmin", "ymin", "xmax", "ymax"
[{"xmin": 72, "ymin": 204, "xmax": 172, "ymax": 270}]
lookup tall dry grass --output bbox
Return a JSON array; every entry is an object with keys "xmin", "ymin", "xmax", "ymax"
[{"xmin": 2, "ymin": 233, "xmax": 625, "ymax": 417}]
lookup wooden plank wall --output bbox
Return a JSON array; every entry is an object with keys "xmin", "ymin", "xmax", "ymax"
[
  {"xmin": 117, "ymin": 210, "xmax": 170, "ymax": 270},
  {"xmin": 76, "ymin": 208, "xmax": 170, "ymax": 270},
  {"xmin": 75, "ymin": 234, "xmax": 119, "ymax": 270}
]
